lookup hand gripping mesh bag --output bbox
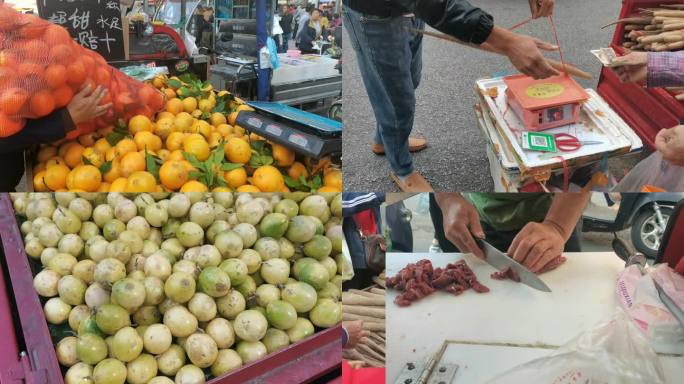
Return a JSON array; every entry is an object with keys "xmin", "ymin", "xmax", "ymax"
[{"xmin": 0, "ymin": 5, "xmax": 165, "ymax": 138}]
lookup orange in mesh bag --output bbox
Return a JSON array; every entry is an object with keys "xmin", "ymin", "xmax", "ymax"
[{"xmin": 0, "ymin": 5, "xmax": 165, "ymax": 139}]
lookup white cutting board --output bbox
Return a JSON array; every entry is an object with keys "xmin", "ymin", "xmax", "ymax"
[{"xmin": 385, "ymin": 252, "xmax": 684, "ymax": 383}]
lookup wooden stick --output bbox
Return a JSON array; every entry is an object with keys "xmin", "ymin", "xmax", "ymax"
[
  {"xmin": 654, "ymin": 10, "xmax": 684, "ymax": 18},
  {"xmin": 369, "ymin": 332, "xmax": 386, "ymax": 345},
  {"xmin": 601, "ymin": 17, "xmax": 653, "ymax": 29},
  {"xmin": 358, "ymin": 344, "xmax": 385, "ymax": 362},
  {"xmin": 343, "ymin": 312, "xmax": 384, "ymax": 323},
  {"xmin": 410, "ymin": 28, "xmax": 593, "ymax": 80},
  {"xmin": 369, "ymin": 287, "xmax": 386, "ymax": 296},
  {"xmin": 342, "ymin": 305, "xmax": 385, "ymax": 318},
  {"xmin": 342, "ymin": 292, "xmax": 385, "ymax": 306},
  {"xmin": 363, "ymin": 322, "xmax": 386, "ymax": 332},
  {"xmin": 663, "ymin": 22, "xmax": 684, "ymax": 31},
  {"xmin": 364, "ymin": 338, "xmax": 386, "ymax": 356},
  {"xmin": 348, "ymin": 289, "xmax": 383, "ymax": 298}
]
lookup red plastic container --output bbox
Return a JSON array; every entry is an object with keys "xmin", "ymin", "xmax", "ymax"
[
  {"xmin": 504, "ymin": 74, "xmax": 589, "ymax": 131},
  {"xmin": 597, "ymin": 0, "xmax": 684, "ymax": 150},
  {"xmin": 0, "ymin": 193, "xmax": 341, "ymax": 384}
]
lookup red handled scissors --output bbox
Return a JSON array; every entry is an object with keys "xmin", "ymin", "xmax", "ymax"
[{"xmin": 555, "ymin": 133, "xmax": 603, "ymax": 152}]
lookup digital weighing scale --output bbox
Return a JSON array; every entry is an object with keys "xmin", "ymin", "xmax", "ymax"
[
  {"xmin": 235, "ymin": 101, "xmax": 342, "ymax": 159},
  {"xmin": 504, "ymin": 74, "xmax": 589, "ymax": 131}
]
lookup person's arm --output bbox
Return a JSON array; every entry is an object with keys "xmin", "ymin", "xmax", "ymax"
[
  {"xmin": 647, "ymin": 52, "xmax": 684, "ymax": 88},
  {"xmin": 434, "ymin": 193, "xmax": 485, "ymax": 258},
  {"xmin": 0, "ymin": 84, "xmax": 110, "ymax": 154},
  {"xmin": 342, "ymin": 193, "xmax": 386, "ymax": 217},
  {"xmin": 400, "ymin": 0, "xmax": 557, "ymax": 79},
  {"xmin": 508, "ymin": 192, "xmax": 591, "ymax": 272},
  {"xmin": 0, "ymin": 109, "xmax": 73, "ymax": 154}
]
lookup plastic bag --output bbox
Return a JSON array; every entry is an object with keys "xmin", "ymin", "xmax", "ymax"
[
  {"xmin": 616, "ymin": 264, "xmax": 684, "ymax": 344},
  {"xmin": 339, "ymin": 235, "xmax": 355, "ymax": 281},
  {"xmin": 0, "ymin": 5, "xmax": 165, "ymax": 138},
  {"xmin": 486, "ymin": 309, "xmax": 666, "ymax": 384},
  {"xmin": 613, "ymin": 152, "xmax": 684, "ymax": 192}
]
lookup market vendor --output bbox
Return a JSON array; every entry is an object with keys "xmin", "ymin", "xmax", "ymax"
[
  {"xmin": 608, "ymin": 51, "xmax": 684, "ymax": 191},
  {"xmin": 0, "ymin": 85, "xmax": 111, "ymax": 191},
  {"xmin": 429, "ymin": 193, "xmax": 590, "ymax": 273},
  {"xmin": 342, "ymin": 0, "xmax": 558, "ymax": 192}
]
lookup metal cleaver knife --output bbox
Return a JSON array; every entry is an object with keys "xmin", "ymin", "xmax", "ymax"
[{"xmin": 476, "ymin": 239, "xmax": 552, "ymax": 292}]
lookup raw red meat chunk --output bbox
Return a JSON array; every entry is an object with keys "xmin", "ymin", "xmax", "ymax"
[
  {"xmin": 491, "ymin": 267, "xmax": 520, "ymax": 282},
  {"xmin": 387, "ymin": 259, "xmax": 489, "ymax": 307},
  {"xmin": 490, "ymin": 255, "xmax": 567, "ymax": 281}
]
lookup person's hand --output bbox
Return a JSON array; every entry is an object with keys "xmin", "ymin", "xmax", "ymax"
[
  {"xmin": 343, "ymin": 320, "xmax": 370, "ymax": 349},
  {"xmin": 507, "ymin": 34, "xmax": 559, "ymax": 79},
  {"xmin": 507, "ymin": 221, "xmax": 566, "ymax": 273},
  {"xmin": 612, "ymin": 52, "xmax": 648, "ymax": 83},
  {"xmin": 436, "ymin": 194, "xmax": 485, "ymax": 258},
  {"xmin": 655, "ymin": 125, "xmax": 684, "ymax": 166},
  {"xmin": 528, "ymin": 0, "xmax": 554, "ymax": 18},
  {"xmin": 67, "ymin": 85, "xmax": 112, "ymax": 125}
]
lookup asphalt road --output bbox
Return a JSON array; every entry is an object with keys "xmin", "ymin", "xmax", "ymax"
[{"xmin": 342, "ymin": 0, "xmax": 646, "ymax": 192}]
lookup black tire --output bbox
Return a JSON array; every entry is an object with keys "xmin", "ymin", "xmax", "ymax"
[{"xmin": 630, "ymin": 205, "xmax": 673, "ymax": 258}]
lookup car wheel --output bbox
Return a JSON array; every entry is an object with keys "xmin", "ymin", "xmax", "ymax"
[{"xmin": 631, "ymin": 205, "xmax": 673, "ymax": 258}]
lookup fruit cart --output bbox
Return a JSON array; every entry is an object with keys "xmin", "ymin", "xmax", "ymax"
[
  {"xmin": 0, "ymin": 193, "xmax": 343, "ymax": 383},
  {"xmin": 475, "ymin": 77, "xmax": 643, "ymax": 192},
  {"xmin": 597, "ymin": 0, "xmax": 684, "ymax": 150}
]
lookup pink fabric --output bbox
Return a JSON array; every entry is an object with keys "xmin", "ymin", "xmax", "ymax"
[{"xmin": 647, "ymin": 52, "xmax": 684, "ymax": 88}]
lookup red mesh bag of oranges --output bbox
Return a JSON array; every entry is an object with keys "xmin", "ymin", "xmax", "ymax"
[{"xmin": 0, "ymin": 5, "xmax": 165, "ymax": 139}]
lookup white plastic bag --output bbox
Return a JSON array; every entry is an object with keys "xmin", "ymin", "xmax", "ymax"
[
  {"xmin": 339, "ymin": 235, "xmax": 355, "ymax": 281},
  {"xmin": 616, "ymin": 264, "xmax": 684, "ymax": 343},
  {"xmin": 486, "ymin": 310, "xmax": 666, "ymax": 384},
  {"xmin": 613, "ymin": 152, "xmax": 684, "ymax": 192}
]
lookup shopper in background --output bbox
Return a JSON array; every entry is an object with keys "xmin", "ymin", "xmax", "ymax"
[
  {"xmin": 295, "ymin": 4, "xmax": 314, "ymax": 47},
  {"xmin": 342, "ymin": 193, "xmax": 414, "ymax": 289},
  {"xmin": 429, "ymin": 193, "xmax": 590, "ymax": 273},
  {"xmin": 299, "ymin": 9, "xmax": 326, "ymax": 54},
  {"xmin": 195, "ymin": 6, "xmax": 214, "ymax": 49},
  {"xmin": 343, "ymin": 0, "xmax": 558, "ymax": 192},
  {"xmin": 272, "ymin": 9, "xmax": 284, "ymax": 53},
  {"xmin": 0, "ymin": 85, "xmax": 111, "ymax": 191},
  {"xmin": 279, "ymin": 4, "xmax": 294, "ymax": 52}
]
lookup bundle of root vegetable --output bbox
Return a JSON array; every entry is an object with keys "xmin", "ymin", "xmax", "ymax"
[
  {"xmin": 341, "ymin": 272, "xmax": 386, "ymax": 368},
  {"xmin": 606, "ymin": 5, "xmax": 684, "ymax": 52}
]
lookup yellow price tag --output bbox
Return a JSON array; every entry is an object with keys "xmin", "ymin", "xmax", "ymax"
[{"xmin": 525, "ymin": 83, "xmax": 565, "ymax": 99}]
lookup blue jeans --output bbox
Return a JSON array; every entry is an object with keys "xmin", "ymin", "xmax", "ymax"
[
  {"xmin": 280, "ymin": 32, "xmax": 291, "ymax": 53},
  {"xmin": 343, "ymin": 7, "xmax": 424, "ymax": 177}
]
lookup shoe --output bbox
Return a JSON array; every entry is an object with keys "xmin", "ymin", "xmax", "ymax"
[
  {"xmin": 390, "ymin": 171, "xmax": 434, "ymax": 192},
  {"xmin": 372, "ymin": 136, "xmax": 428, "ymax": 155}
]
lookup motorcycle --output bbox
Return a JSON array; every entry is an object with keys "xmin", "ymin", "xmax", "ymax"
[{"xmin": 583, "ymin": 193, "xmax": 684, "ymax": 258}]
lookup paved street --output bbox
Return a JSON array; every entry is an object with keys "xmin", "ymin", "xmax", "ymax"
[{"xmin": 342, "ymin": 0, "xmax": 646, "ymax": 191}]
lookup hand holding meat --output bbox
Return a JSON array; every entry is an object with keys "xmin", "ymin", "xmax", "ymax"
[
  {"xmin": 655, "ymin": 125, "xmax": 684, "ymax": 166},
  {"xmin": 435, "ymin": 193, "xmax": 485, "ymax": 258},
  {"xmin": 507, "ymin": 221, "xmax": 566, "ymax": 273}
]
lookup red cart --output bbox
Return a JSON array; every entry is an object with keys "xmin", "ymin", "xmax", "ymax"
[
  {"xmin": 597, "ymin": 0, "xmax": 684, "ymax": 150},
  {"xmin": 0, "ymin": 194, "xmax": 341, "ymax": 384}
]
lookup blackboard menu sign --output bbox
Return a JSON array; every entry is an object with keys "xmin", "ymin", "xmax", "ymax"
[{"xmin": 37, "ymin": 0, "xmax": 126, "ymax": 61}]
